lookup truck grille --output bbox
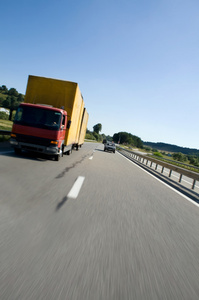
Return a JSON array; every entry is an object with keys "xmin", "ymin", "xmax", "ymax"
[{"xmin": 16, "ymin": 134, "xmax": 51, "ymax": 147}]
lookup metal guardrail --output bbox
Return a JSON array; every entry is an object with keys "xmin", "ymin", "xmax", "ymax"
[
  {"xmin": 151, "ymin": 155, "xmax": 199, "ymax": 171},
  {"xmin": 117, "ymin": 146, "xmax": 199, "ymax": 191},
  {"xmin": 0, "ymin": 130, "xmax": 11, "ymax": 136}
]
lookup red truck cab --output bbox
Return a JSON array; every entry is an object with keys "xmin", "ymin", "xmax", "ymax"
[{"xmin": 10, "ymin": 103, "xmax": 69, "ymax": 161}]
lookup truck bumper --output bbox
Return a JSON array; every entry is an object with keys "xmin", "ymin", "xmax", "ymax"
[{"xmin": 10, "ymin": 138, "xmax": 59, "ymax": 155}]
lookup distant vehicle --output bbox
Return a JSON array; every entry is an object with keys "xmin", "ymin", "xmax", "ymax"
[
  {"xmin": 10, "ymin": 75, "xmax": 89, "ymax": 161},
  {"xmin": 104, "ymin": 141, "xmax": 116, "ymax": 153}
]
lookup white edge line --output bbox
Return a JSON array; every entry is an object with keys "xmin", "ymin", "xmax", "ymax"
[
  {"xmin": 67, "ymin": 176, "xmax": 85, "ymax": 199},
  {"xmin": 118, "ymin": 152, "xmax": 199, "ymax": 208}
]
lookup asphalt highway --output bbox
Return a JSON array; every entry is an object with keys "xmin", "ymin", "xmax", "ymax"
[{"xmin": 0, "ymin": 142, "xmax": 199, "ymax": 300}]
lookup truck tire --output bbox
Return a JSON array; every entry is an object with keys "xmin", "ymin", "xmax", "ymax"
[
  {"xmin": 61, "ymin": 144, "xmax": 64, "ymax": 157},
  {"xmin": 67, "ymin": 147, "xmax": 73, "ymax": 155},
  {"xmin": 14, "ymin": 148, "xmax": 22, "ymax": 155},
  {"xmin": 55, "ymin": 154, "xmax": 60, "ymax": 161}
]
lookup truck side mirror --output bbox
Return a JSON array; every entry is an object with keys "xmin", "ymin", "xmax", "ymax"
[{"xmin": 67, "ymin": 120, "xmax": 71, "ymax": 129}]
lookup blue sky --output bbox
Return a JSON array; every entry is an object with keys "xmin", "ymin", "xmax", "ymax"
[{"xmin": 1, "ymin": 0, "xmax": 199, "ymax": 149}]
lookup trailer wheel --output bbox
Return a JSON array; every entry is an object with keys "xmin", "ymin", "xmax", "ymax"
[{"xmin": 67, "ymin": 147, "xmax": 73, "ymax": 155}]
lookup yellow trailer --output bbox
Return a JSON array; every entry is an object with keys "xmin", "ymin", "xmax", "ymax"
[
  {"xmin": 24, "ymin": 75, "xmax": 87, "ymax": 152},
  {"xmin": 78, "ymin": 108, "xmax": 89, "ymax": 147}
]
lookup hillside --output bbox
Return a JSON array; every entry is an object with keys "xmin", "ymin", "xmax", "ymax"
[{"xmin": 143, "ymin": 141, "xmax": 199, "ymax": 155}]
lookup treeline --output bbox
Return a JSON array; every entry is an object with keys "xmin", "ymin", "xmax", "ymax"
[
  {"xmin": 172, "ymin": 152, "xmax": 199, "ymax": 167},
  {"xmin": 113, "ymin": 132, "xmax": 143, "ymax": 148},
  {"xmin": 144, "ymin": 142, "xmax": 199, "ymax": 155},
  {"xmin": 85, "ymin": 124, "xmax": 143, "ymax": 149},
  {"xmin": 85, "ymin": 128, "xmax": 112, "ymax": 142},
  {"xmin": 0, "ymin": 85, "xmax": 24, "ymax": 120}
]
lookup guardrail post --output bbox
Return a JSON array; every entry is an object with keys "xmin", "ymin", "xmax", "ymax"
[
  {"xmin": 179, "ymin": 174, "xmax": 182, "ymax": 183},
  {"xmin": 150, "ymin": 162, "xmax": 153, "ymax": 167},
  {"xmin": 192, "ymin": 179, "xmax": 196, "ymax": 190},
  {"xmin": 155, "ymin": 164, "xmax": 158, "ymax": 170},
  {"xmin": 169, "ymin": 170, "xmax": 172, "ymax": 177},
  {"xmin": 161, "ymin": 166, "xmax": 164, "ymax": 173},
  {"xmin": 142, "ymin": 158, "xmax": 145, "ymax": 163}
]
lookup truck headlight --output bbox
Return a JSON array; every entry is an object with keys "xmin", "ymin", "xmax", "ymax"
[{"xmin": 10, "ymin": 140, "xmax": 18, "ymax": 145}]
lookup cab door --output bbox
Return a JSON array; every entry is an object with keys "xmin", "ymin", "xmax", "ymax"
[{"xmin": 59, "ymin": 114, "xmax": 67, "ymax": 144}]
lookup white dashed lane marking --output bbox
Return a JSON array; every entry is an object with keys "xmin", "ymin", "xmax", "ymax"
[
  {"xmin": 67, "ymin": 176, "xmax": 85, "ymax": 199},
  {"xmin": 89, "ymin": 150, "xmax": 95, "ymax": 160}
]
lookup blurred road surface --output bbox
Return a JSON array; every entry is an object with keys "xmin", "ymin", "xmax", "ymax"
[{"xmin": 0, "ymin": 142, "xmax": 199, "ymax": 300}]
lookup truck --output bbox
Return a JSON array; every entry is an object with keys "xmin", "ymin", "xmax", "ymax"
[
  {"xmin": 10, "ymin": 75, "xmax": 89, "ymax": 161},
  {"xmin": 78, "ymin": 108, "xmax": 89, "ymax": 148}
]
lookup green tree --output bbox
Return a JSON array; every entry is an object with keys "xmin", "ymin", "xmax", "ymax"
[
  {"xmin": 113, "ymin": 131, "xmax": 143, "ymax": 148},
  {"xmin": 17, "ymin": 93, "xmax": 24, "ymax": 102},
  {"xmin": 172, "ymin": 152, "xmax": 187, "ymax": 162},
  {"xmin": 2, "ymin": 96, "xmax": 19, "ymax": 120},
  {"xmin": 93, "ymin": 123, "xmax": 102, "ymax": 134},
  {"xmin": 0, "ymin": 85, "xmax": 8, "ymax": 93},
  {"xmin": 93, "ymin": 132, "xmax": 100, "ymax": 141},
  {"xmin": 0, "ymin": 97, "xmax": 4, "ymax": 106},
  {"xmin": 8, "ymin": 88, "xmax": 18, "ymax": 97}
]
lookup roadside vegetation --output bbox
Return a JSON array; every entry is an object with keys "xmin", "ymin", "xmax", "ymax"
[
  {"xmin": 85, "ymin": 123, "xmax": 113, "ymax": 144},
  {"xmin": 0, "ymin": 85, "xmax": 24, "ymax": 120},
  {"xmin": 145, "ymin": 148, "xmax": 199, "ymax": 173},
  {"xmin": 0, "ymin": 118, "xmax": 12, "ymax": 142},
  {"xmin": 86, "ymin": 125, "xmax": 143, "ymax": 149}
]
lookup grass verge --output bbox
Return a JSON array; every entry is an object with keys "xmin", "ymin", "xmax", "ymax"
[{"xmin": 0, "ymin": 119, "xmax": 12, "ymax": 142}]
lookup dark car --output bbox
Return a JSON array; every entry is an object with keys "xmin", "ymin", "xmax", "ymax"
[{"xmin": 104, "ymin": 141, "xmax": 116, "ymax": 153}]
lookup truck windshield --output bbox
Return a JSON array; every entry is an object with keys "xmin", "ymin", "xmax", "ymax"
[{"xmin": 14, "ymin": 106, "xmax": 62, "ymax": 130}]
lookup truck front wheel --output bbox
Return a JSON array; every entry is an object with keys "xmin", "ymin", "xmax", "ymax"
[
  {"xmin": 14, "ymin": 148, "xmax": 22, "ymax": 155},
  {"xmin": 55, "ymin": 154, "xmax": 60, "ymax": 161}
]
